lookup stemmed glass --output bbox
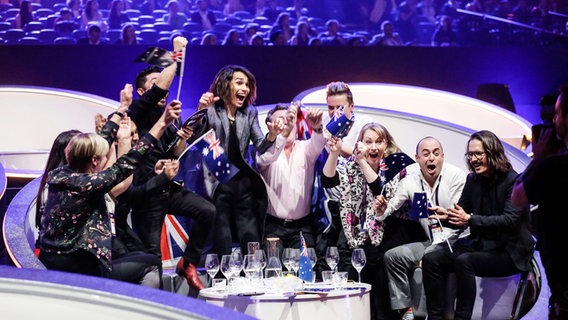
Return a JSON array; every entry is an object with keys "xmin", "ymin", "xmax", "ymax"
[
  {"xmin": 230, "ymin": 250, "xmax": 243, "ymax": 278},
  {"xmin": 289, "ymin": 248, "xmax": 300, "ymax": 276},
  {"xmin": 220, "ymin": 254, "xmax": 234, "ymax": 284},
  {"xmin": 205, "ymin": 253, "xmax": 219, "ymax": 284},
  {"xmin": 326, "ymin": 246, "xmax": 339, "ymax": 272},
  {"xmin": 351, "ymin": 248, "xmax": 366, "ymax": 283},
  {"xmin": 255, "ymin": 249, "xmax": 267, "ymax": 278},
  {"xmin": 307, "ymin": 247, "xmax": 317, "ymax": 269},
  {"xmin": 282, "ymin": 248, "xmax": 293, "ymax": 273},
  {"xmin": 243, "ymin": 254, "xmax": 260, "ymax": 286}
]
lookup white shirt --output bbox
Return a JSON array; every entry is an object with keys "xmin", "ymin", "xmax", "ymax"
[
  {"xmin": 384, "ymin": 162, "xmax": 468, "ymax": 241},
  {"xmin": 256, "ymin": 132, "xmax": 327, "ymax": 220}
]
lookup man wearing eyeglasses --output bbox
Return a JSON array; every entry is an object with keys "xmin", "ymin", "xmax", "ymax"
[{"xmin": 512, "ymin": 85, "xmax": 568, "ymax": 320}]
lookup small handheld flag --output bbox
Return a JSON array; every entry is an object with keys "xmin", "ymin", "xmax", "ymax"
[
  {"xmin": 409, "ymin": 192, "xmax": 429, "ymax": 220},
  {"xmin": 298, "ymin": 232, "xmax": 314, "ymax": 282},
  {"xmin": 380, "ymin": 152, "xmax": 415, "ymax": 184},
  {"xmin": 190, "ymin": 129, "xmax": 239, "ymax": 183},
  {"xmin": 134, "ymin": 46, "xmax": 176, "ymax": 68},
  {"xmin": 325, "ymin": 107, "xmax": 354, "ymax": 138}
]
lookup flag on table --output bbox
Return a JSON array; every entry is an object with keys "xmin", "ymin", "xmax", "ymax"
[
  {"xmin": 193, "ymin": 129, "xmax": 239, "ymax": 184},
  {"xmin": 325, "ymin": 106, "xmax": 354, "ymax": 138},
  {"xmin": 160, "ymin": 214, "xmax": 189, "ymax": 268},
  {"xmin": 409, "ymin": 192, "xmax": 429, "ymax": 220},
  {"xmin": 298, "ymin": 232, "xmax": 314, "ymax": 282},
  {"xmin": 380, "ymin": 152, "xmax": 415, "ymax": 184}
]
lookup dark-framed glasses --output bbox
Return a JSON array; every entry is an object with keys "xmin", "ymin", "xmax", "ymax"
[{"xmin": 465, "ymin": 151, "xmax": 486, "ymax": 160}]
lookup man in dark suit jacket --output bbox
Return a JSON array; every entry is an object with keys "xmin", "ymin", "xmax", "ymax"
[
  {"xmin": 190, "ymin": 0, "xmax": 216, "ymax": 31},
  {"xmin": 77, "ymin": 24, "xmax": 106, "ymax": 45}
]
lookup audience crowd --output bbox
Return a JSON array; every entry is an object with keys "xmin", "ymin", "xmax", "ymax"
[{"xmin": 1, "ymin": 0, "xmax": 568, "ymax": 46}]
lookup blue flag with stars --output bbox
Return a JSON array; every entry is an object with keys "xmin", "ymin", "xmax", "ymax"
[
  {"xmin": 192, "ymin": 129, "xmax": 239, "ymax": 184},
  {"xmin": 380, "ymin": 152, "xmax": 415, "ymax": 184},
  {"xmin": 298, "ymin": 232, "xmax": 313, "ymax": 282},
  {"xmin": 325, "ymin": 107, "xmax": 354, "ymax": 138},
  {"xmin": 409, "ymin": 192, "xmax": 429, "ymax": 220}
]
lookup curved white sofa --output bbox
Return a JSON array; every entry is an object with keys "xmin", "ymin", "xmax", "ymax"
[{"xmin": 0, "ymin": 86, "xmax": 119, "ymax": 178}]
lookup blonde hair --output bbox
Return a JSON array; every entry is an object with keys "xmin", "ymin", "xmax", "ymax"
[
  {"xmin": 356, "ymin": 122, "xmax": 401, "ymax": 158},
  {"xmin": 65, "ymin": 133, "xmax": 109, "ymax": 172}
]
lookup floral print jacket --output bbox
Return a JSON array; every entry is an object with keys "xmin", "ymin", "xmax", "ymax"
[
  {"xmin": 38, "ymin": 122, "xmax": 157, "ymax": 270},
  {"xmin": 325, "ymin": 154, "xmax": 412, "ymax": 249}
]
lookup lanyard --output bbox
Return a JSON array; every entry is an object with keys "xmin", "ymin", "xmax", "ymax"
[{"xmin": 421, "ymin": 174, "xmax": 441, "ymax": 208}]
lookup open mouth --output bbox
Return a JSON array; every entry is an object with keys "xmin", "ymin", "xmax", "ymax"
[
  {"xmin": 236, "ymin": 93, "xmax": 247, "ymax": 104},
  {"xmin": 427, "ymin": 164, "xmax": 436, "ymax": 171},
  {"xmin": 369, "ymin": 153, "xmax": 379, "ymax": 159}
]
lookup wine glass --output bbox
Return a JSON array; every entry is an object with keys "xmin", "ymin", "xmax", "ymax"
[
  {"xmin": 255, "ymin": 249, "xmax": 267, "ymax": 278},
  {"xmin": 326, "ymin": 246, "xmax": 339, "ymax": 272},
  {"xmin": 282, "ymin": 248, "xmax": 293, "ymax": 272},
  {"xmin": 289, "ymin": 248, "xmax": 300, "ymax": 276},
  {"xmin": 205, "ymin": 253, "xmax": 219, "ymax": 284},
  {"xmin": 243, "ymin": 254, "xmax": 260, "ymax": 285},
  {"xmin": 230, "ymin": 250, "xmax": 243, "ymax": 278},
  {"xmin": 307, "ymin": 247, "xmax": 317, "ymax": 269},
  {"xmin": 351, "ymin": 248, "xmax": 366, "ymax": 283},
  {"xmin": 220, "ymin": 254, "xmax": 234, "ymax": 283}
]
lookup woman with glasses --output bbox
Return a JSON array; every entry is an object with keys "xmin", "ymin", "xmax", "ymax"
[{"xmin": 420, "ymin": 130, "xmax": 535, "ymax": 320}]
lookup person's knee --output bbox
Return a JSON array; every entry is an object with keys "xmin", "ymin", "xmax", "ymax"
[{"xmin": 139, "ymin": 266, "xmax": 161, "ymax": 288}]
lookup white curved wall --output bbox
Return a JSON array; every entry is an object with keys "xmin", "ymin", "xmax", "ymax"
[{"xmin": 0, "ymin": 86, "xmax": 119, "ymax": 177}]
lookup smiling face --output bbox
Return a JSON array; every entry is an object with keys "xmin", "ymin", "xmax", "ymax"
[
  {"xmin": 415, "ymin": 137, "xmax": 444, "ymax": 185},
  {"xmin": 360, "ymin": 128, "xmax": 387, "ymax": 169},
  {"xmin": 228, "ymin": 71, "xmax": 250, "ymax": 108},
  {"xmin": 467, "ymin": 138, "xmax": 490, "ymax": 176}
]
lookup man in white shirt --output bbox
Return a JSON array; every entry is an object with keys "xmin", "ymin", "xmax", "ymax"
[
  {"xmin": 375, "ymin": 136, "xmax": 467, "ymax": 320},
  {"xmin": 256, "ymin": 103, "xmax": 326, "ymax": 251}
]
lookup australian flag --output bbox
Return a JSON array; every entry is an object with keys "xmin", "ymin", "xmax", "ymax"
[
  {"xmin": 325, "ymin": 107, "xmax": 354, "ymax": 138},
  {"xmin": 409, "ymin": 192, "xmax": 429, "ymax": 221},
  {"xmin": 380, "ymin": 152, "xmax": 415, "ymax": 184},
  {"xmin": 193, "ymin": 129, "xmax": 239, "ymax": 184},
  {"xmin": 298, "ymin": 232, "xmax": 314, "ymax": 282}
]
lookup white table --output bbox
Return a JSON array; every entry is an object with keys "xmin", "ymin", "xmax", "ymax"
[{"xmin": 199, "ymin": 283, "xmax": 372, "ymax": 320}]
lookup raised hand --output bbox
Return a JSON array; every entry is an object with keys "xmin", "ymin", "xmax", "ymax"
[
  {"xmin": 119, "ymin": 83, "xmax": 133, "ymax": 113},
  {"xmin": 172, "ymin": 36, "xmax": 188, "ymax": 55},
  {"xmin": 164, "ymin": 100, "xmax": 182, "ymax": 125},
  {"xmin": 372, "ymin": 195, "xmax": 388, "ymax": 217},
  {"xmin": 354, "ymin": 141, "xmax": 368, "ymax": 163},
  {"xmin": 95, "ymin": 113, "xmax": 107, "ymax": 133},
  {"xmin": 327, "ymin": 136, "xmax": 342, "ymax": 154},
  {"xmin": 305, "ymin": 107, "xmax": 323, "ymax": 130},
  {"xmin": 116, "ymin": 116, "xmax": 133, "ymax": 141},
  {"xmin": 198, "ymin": 92, "xmax": 220, "ymax": 110}
]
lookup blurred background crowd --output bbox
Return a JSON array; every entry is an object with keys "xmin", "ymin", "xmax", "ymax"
[{"xmin": 1, "ymin": 0, "xmax": 568, "ymax": 47}]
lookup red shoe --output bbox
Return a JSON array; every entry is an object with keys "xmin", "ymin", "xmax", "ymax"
[{"xmin": 176, "ymin": 257, "xmax": 204, "ymax": 291}]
